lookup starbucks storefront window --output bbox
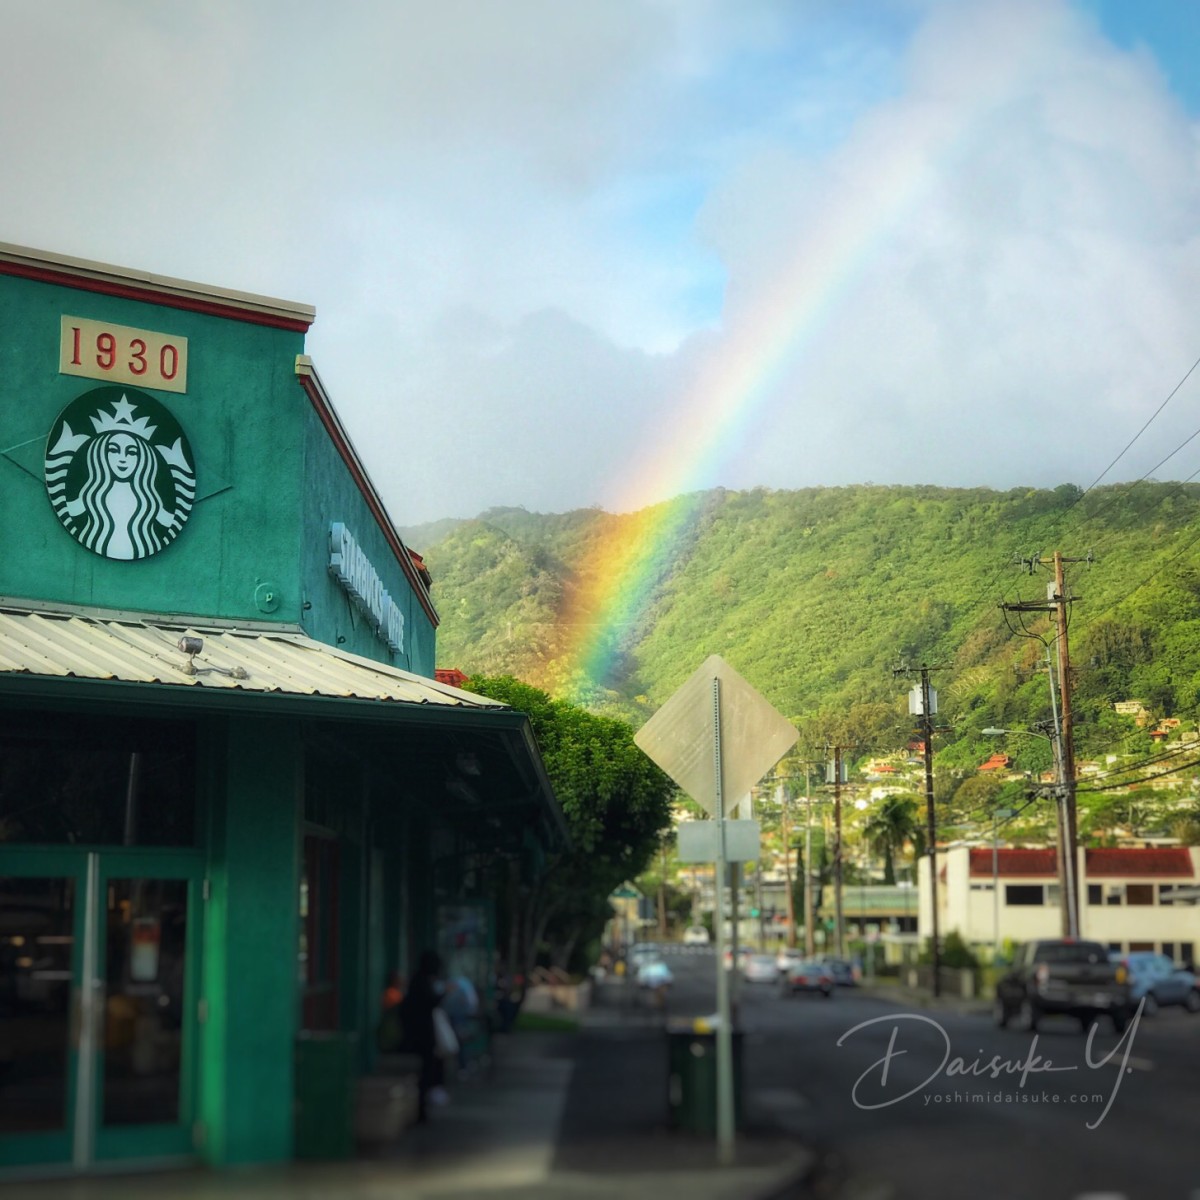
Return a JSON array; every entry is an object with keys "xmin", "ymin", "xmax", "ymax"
[{"xmin": 0, "ymin": 712, "xmax": 197, "ymax": 847}]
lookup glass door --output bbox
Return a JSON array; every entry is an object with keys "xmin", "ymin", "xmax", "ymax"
[
  {"xmin": 92, "ymin": 851, "xmax": 202, "ymax": 1164},
  {"xmin": 0, "ymin": 849, "xmax": 202, "ymax": 1172},
  {"xmin": 0, "ymin": 849, "xmax": 85, "ymax": 1170}
]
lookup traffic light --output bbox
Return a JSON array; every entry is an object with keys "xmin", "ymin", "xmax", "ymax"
[{"xmin": 749, "ymin": 907, "xmax": 761, "ymax": 918}]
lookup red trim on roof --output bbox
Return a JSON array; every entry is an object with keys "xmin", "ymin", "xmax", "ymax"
[
  {"xmin": 1085, "ymin": 847, "xmax": 1194, "ymax": 878},
  {"xmin": 435, "ymin": 668, "xmax": 470, "ymax": 689},
  {"xmin": 0, "ymin": 259, "xmax": 313, "ymax": 332},
  {"xmin": 968, "ymin": 846, "xmax": 1195, "ymax": 878},
  {"xmin": 978, "ymin": 753, "xmax": 1011, "ymax": 771},
  {"xmin": 969, "ymin": 848, "xmax": 1057, "ymax": 877}
]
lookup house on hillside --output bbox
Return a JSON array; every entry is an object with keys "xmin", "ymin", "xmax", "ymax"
[{"xmin": 977, "ymin": 753, "xmax": 1012, "ymax": 773}]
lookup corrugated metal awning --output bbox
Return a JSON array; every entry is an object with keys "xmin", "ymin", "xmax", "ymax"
[{"xmin": 0, "ymin": 603, "xmax": 502, "ymax": 711}]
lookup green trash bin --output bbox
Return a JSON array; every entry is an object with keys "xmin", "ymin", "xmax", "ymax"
[
  {"xmin": 666, "ymin": 1021, "xmax": 743, "ymax": 1134},
  {"xmin": 295, "ymin": 1031, "xmax": 358, "ymax": 1159}
]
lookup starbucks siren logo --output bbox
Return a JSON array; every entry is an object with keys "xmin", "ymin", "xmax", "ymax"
[{"xmin": 45, "ymin": 386, "xmax": 195, "ymax": 560}]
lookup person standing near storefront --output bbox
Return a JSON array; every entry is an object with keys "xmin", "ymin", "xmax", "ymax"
[{"xmin": 399, "ymin": 950, "xmax": 445, "ymax": 1122}]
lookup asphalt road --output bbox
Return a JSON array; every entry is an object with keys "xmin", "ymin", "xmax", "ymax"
[{"xmin": 646, "ymin": 945, "xmax": 1200, "ymax": 1200}]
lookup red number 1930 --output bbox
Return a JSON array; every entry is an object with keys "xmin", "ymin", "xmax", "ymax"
[{"xmin": 69, "ymin": 325, "xmax": 181, "ymax": 382}]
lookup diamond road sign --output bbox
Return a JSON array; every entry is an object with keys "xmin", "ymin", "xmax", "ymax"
[{"xmin": 634, "ymin": 655, "xmax": 797, "ymax": 817}]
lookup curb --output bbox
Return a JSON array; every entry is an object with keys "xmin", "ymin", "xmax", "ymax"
[{"xmin": 856, "ymin": 984, "xmax": 991, "ymax": 1016}]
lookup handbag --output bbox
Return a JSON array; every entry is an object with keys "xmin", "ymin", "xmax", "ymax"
[{"xmin": 432, "ymin": 1006, "xmax": 459, "ymax": 1058}]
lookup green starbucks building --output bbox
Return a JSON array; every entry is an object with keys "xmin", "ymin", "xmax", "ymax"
[{"xmin": 0, "ymin": 243, "xmax": 564, "ymax": 1177}]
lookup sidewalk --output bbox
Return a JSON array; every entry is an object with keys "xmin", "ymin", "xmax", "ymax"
[{"xmin": 10, "ymin": 1005, "xmax": 816, "ymax": 1200}]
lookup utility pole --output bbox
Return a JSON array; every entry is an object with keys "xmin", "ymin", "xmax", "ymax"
[
  {"xmin": 895, "ymin": 664, "xmax": 943, "ymax": 997},
  {"xmin": 1052, "ymin": 552, "xmax": 1080, "ymax": 935},
  {"xmin": 834, "ymin": 748, "xmax": 844, "ymax": 959},
  {"xmin": 1003, "ymin": 552, "xmax": 1089, "ymax": 937},
  {"xmin": 780, "ymin": 786, "xmax": 796, "ymax": 949},
  {"xmin": 825, "ymin": 746, "xmax": 850, "ymax": 959},
  {"xmin": 804, "ymin": 763, "xmax": 815, "ymax": 957}
]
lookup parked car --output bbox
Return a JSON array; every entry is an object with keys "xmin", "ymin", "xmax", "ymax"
[
  {"xmin": 822, "ymin": 957, "xmax": 859, "ymax": 987},
  {"xmin": 1111, "ymin": 951, "xmax": 1200, "ymax": 1015},
  {"xmin": 636, "ymin": 959, "xmax": 673, "ymax": 989},
  {"xmin": 742, "ymin": 954, "xmax": 779, "ymax": 984},
  {"xmin": 780, "ymin": 958, "xmax": 834, "ymax": 998},
  {"xmin": 775, "ymin": 947, "xmax": 804, "ymax": 974},
  {"xmin": 995, "ymin": 939, "xmax": 1131, "ymax": 1033},
  {"xmin": 682, "ymin": 926, "xmax": 710, "ymax": 946}
]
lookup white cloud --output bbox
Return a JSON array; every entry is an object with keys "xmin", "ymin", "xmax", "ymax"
[
  {"xmin": 4, "ymin": 1, "xmax": 1200, "ymax": 524},
  {"xmin": 657, "ymin": 0, "xmax": 1200, "ymax": 504}
]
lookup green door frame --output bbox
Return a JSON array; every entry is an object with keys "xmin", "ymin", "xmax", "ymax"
[{"xmin": 0, "ymin": 846, "xmax": 204, "ymax": 1175}]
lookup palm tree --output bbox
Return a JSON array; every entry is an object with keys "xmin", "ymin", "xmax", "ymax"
[{"xmin": 862, "ymin": 795, "xmax": 922, "ymax": 884}]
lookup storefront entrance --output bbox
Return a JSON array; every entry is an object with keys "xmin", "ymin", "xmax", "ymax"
[{"xmin": 0, "ymin": 847, "xmax": 202, "ymax": 1174}]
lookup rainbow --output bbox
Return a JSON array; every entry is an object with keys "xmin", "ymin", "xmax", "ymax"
[{"xmin": 552, "ymin": 13, "xmax": 1054, "ymax": 700}]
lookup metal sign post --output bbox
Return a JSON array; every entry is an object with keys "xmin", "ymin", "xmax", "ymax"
[
  {"xmin": 711, "ymin": 677, "xmax": 735, "ymax": 1164},
  {"xmin": 633, "ymin": 655, "xmax": 798, "ymax": 1168}
]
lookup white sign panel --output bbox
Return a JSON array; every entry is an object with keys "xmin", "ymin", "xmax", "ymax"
[{"xmin": 677, "ymin": 819, "xmax": 761, "ymax": 863}]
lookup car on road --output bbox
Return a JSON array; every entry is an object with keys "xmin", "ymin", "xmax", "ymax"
[
  {"xmin": 1111, "ymin": 951, "xmax": 1200, "ymax": 1015},
  {"xmin": 822, "ymin": 957, "xmax": 859, "ymax": 987},
  {"xmin": 636, "ymin": 959, "xmax": 673, "ymax": 989},
  {"xmin": 682, "ymin": 926, "xmax": 710, "ymax": 946},
  {"xmin": 780, "ymin": 958, "xmax": 834, "ymax": 998},
  {"xmin": 995, "ymin": 938, "xmax": 1131, "ymax": 1033},
  {"xmin": 742, "ymin": 953, "xmax": 779, "ymax": 984}
]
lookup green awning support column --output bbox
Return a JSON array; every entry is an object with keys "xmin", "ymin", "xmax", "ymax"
[{"xmin": 199, "ymin": 718, "xmax": 302, "ymax": 1166}]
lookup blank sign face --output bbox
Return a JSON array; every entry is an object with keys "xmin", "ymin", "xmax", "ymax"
[
  {"xmin": 634, "ymin": 655, "xmax": 797, "ymax": 816},
  {"xmin": 677, "ymin": 819, "xmax": 762, "ymax": 863}
]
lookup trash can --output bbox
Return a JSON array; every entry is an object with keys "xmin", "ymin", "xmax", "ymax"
[
  {"xmin": 294, "ymin": 1031, "xmax": 358, "ymax": 1159},
  {"xmin": 666, "ymin": 1020, "xmax": 743, "ymax": 1134}
]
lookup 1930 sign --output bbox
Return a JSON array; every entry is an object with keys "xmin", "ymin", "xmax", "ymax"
[{"xmin": 60, "ymin": 315, "xmax": 189, "ymax": 393}]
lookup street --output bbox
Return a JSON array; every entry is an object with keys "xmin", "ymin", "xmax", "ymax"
[{"xmin": 609, "ymin": 946, "xmax": 1200, "ymax": 1200}]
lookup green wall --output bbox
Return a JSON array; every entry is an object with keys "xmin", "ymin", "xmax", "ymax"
[
  {"xmin": 0, "ymin": 273, "xmax": 307, "ymax": 622},
  {"xmin": 0, "ymin": 267, "xmax": 437, "ymax": 674},
  {"xmin": 298, "ymin": 403, "xmax": 436, "ymax": 673},
  {"xmin": 199, "ymin": 718, "xmax": 301, "ymax": 1165}
]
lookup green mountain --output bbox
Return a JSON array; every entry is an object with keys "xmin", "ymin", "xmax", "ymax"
[{"xmin": 403, "ymin": 483, "xmax": 1200, "ymax": 771}]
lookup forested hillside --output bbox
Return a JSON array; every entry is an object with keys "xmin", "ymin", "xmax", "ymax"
[{"xmin": 403, "ymin": 483, "xmax": 1200, "ymax": 768}]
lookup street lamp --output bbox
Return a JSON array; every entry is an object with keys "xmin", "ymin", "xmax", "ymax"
[{"xmin": 982, "ymin": 727, "xmax": 1078, "ymax": 938}]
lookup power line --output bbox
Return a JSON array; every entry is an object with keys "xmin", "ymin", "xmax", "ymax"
[
  {"xmin": 1076, "ymin": 753, "xmax": 1200, "ymax": 794},
  {"xmin": 1078, "ymin": 349, "xmax": 1200, "ymax": 499},
  {"xmin": 1074, "ymin": 519, "xmax": 1200, "ymax": 627}
]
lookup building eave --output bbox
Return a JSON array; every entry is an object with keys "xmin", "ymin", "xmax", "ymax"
[{"xmin": 0, "ymin": 242, "xmax": 314, "ymax": 332}]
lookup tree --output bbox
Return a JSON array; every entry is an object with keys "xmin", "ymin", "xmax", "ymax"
[
  {"xmin": 862, "ymin": 795, "xmax": 921, "ymax": 884},
  {"xmin": 464, "ymin": 675, "xmax": 675, "ymax": 980}
]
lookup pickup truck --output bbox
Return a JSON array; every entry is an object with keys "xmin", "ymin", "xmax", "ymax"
[{"xmin": 995, "ymin": 939, "xmax": 1131, "ymax": 1033}]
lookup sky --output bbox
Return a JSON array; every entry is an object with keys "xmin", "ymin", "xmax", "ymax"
[{"xmin": 5, "ymin": 0, "xmax": 1200, "ymax": 528}]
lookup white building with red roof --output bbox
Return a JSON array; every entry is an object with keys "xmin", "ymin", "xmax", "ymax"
[{"xmin": 918, "ymin": 845, "xmax": 1199, "ymax": 963}]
